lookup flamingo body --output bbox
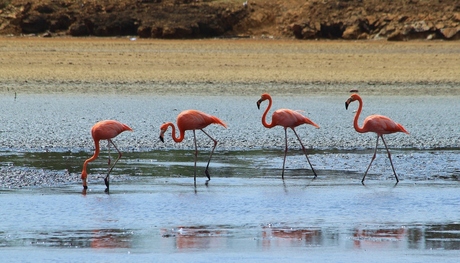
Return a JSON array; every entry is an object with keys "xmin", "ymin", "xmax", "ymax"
[
  {"xmin": 176, "ymin": 110, "xmax": 227, "ymax": 136},
  {"xmin": 345, "ymin": 93, "xmax": 409, "ymax": 184},
  {"xmin": 359, "ymin": 114, "xmax": 408, "ymax": 135},
  {"xmin": 257, "ymin": 93, "xmax": 319, "ymax": 179},
  {"xmin": 81, "ymin": 120, "xmax": 133, "ymax": 192},
  {"xmin": 91, "ymin": 120, "xmax": 133, "ymax": 140},
  {"xmin": 271, "ymin": 108, "xmax": 320, "ymax": 129},
  {"xmin": 159, "ymin": 109, "xmax": 227, "ymax": 184}
]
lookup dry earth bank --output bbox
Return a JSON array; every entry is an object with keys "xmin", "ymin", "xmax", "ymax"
[{"xmin": 1, "ymin": 38, "xmax": 459, "ymax": 96}]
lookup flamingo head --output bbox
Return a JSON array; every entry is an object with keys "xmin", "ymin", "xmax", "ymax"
[
  {"xmin": 159, "ymin": 123, "xmax": 169, "ymax": 143},
  {"xmin": 257, "ymin": 93, "xmax": 271, "ymax": 109},
  {"xmin": 345, "ymin": 93, "xmax": 360, "ymax": 110},
  {"xmin": 81, "ymin": 171, "xmax": 88, "ymax": 189}
]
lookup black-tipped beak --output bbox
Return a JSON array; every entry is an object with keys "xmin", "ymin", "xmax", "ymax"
[
  {"xmin": 345, "ymin": 98, "xmax": 352, "ymax": 110},
  {"xmin": 257, "ymin": 100, "xmax": 262, "ymax": 109},
  {"xmin": 159, "ymin": 135, "xmax": 164, "ymax": 143}
]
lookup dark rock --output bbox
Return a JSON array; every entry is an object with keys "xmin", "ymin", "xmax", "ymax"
[
  {"xmin": 20, "ymin": 14, "xmax": 49, "ymax": 34},
  {"xmin": 49, "ymin": 14, "xmax": 72, "ymax": 32},
  {"xmin": 35, "ymin": 4, "xmax": 55, "ymax": 14},
  {"xmin": 320, "ymin": 22, "xmax": 344, "ymax": 38},
  {"xmin": 137, "ymin": 25, "xmax": 152, "ymax": 38},
  {"xmin": 68, "ymin": 23, "xmax": 89, "ymax": 36}
]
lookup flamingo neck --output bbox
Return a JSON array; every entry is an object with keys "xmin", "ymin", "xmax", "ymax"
[
  {"xmin": 167, "ymin": 122, "xmax": 185, "ymax": 143},
  {"xmin": 353, "ymin": 97, "xmax": 367, "ymax": 133},
  {"xmin": 81, "ymin": 139, "xmax": 100, "ymax": 177},
  {"xmin": 262, "ymin": 97, "xmax": 276, "ymax": 128}
]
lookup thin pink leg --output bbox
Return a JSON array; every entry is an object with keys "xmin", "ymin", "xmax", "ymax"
[
  {"xmin": 292, "ymin": 128, "xmax": 317, "ymax": 178},
  {"xmin": 362, "ymin": 135, "xmax": 379, "ymax": 184},
  {"xmin": 381, "ymin": 136, "xmax": 399, "ymax": 183}
]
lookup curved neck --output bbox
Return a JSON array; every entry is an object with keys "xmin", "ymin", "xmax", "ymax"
[
  {"xmin": 82, "ymin": 139, "xmax": 100, "ymax": 174},
  {"xmin": 167, "ymin": 122, "xmax": 185, "ymax": 143},
  {"xmin": 262, "ymin": 97, "xmax": 276, "ymax": 128},
  {"xmin": 353, "ymin": 97, "xmax": 366, "ymax": 133}
]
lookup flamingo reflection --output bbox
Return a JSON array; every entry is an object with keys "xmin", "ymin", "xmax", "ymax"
[
  {"xmin": 90, "ymin": 229, "xmax": 133, "ymax": 249},
  {"xmin": 161, "ymin": 226, "xmax": 227, "ymax": 250},
  {"xmin": 262, "ymin": 226, "xmax": 322, "ymax": 247},
  {"xmin": 353, "ymin": 227, "xmax": 406, "ymax": 249}
]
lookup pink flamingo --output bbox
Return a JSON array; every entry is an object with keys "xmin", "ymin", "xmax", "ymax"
[
  {"xmin": 257, "ymin": 93, "xmax": 320, "ymax": 179},
  {"xmin": 81, "ymin": 120, "xmax": 133, "ymax": 192},
  {"xmin": 159, "ymin": 109, "xmax": 227, "ymax": 184},
  {"xmin": 345, "ymin": 93, "xmax": 409, "ymax": 184}
]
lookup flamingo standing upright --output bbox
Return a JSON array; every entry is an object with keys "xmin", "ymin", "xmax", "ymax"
[
  {"xmin": 345, "ymin": 93, "xmax": 409, "ymax": 184},
  {"xmin": 257, "ymin": 93, "xmax": 320, "ymax": 179},
  {"xmin": 81, "ymin": 120, "xmax": 133, "ymax": 192},
  {"xmin": 159, "ymin": 109, "xmax": 227, "ymax": 185}
]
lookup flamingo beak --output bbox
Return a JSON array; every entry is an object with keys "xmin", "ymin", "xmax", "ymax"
[
  {"xmin": 159, "ymin": 129, "xmax": 166, "ymax": 142},
  {"xmin": 345, "ymin": 98, "xmax": 352, "ymax": 110},
  {"xmin": 257, "ymin": 100, "xmax": 262, "ymax": 109}
]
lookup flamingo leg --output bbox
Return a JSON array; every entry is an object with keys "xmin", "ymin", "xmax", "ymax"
[
  {"xmin": 281, "ymin": 128, "xmax": 288, "ymax": 180},
  {"xmin": 292, "ymin": 128, "xmax": 317, "ymax": 178},
  {"xmin": 362, "ymin": 135, "xmax": 379, "ymax": 184},
  {"xmin": 381, "ymin": 136, "xmax": 399, "ymax": 183},
  {"xmin": 193, "ymin": 130, "xmax": 198, "ymax": 186},
  {"xmin": 105, "ymin": 139, "xmax": 123, "ymax": 191},
  {"xmin": 107, "ymin": 140, "xmax": 111, "ymax": 166},
  {"xmin": 201, "ymin": 129, "xmax": 217, "ymax": 181}
]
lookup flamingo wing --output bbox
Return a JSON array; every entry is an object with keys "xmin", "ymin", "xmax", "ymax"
[{"xmin": 363, "ymin": 115, "xmax": 408, "ymax": 135}]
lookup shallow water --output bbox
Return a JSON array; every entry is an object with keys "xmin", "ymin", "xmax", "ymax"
[
  {"xmin": 1, "ymin": 149, "xmax": 460, "ymax": 262},
  {"xmin": 1, "ymin": 92, "xmax": 459, "ymax": 261},
  {"xmin": 1, "ymin": 177, "xmax": 460, "ymax": 262}
]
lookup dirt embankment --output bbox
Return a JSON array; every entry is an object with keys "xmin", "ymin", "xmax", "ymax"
[{"xmin": 0, "ymin": 0, "xmax": 459, "ymax": 40}]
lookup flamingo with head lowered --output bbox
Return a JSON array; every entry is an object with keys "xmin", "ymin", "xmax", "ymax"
[
  {"xmin": 159, "ymin": 109, "xmax": 227, "ymax": 185},
  {"xmin": 257, "ymin": 93, "xmax": 320, "ymax": 179},
  {"xmin": 81, "ymin": 120, "xmax": 133, "ymax": 193},
  {"xmin": 345, "ymin": 93, "xmax": 409, "ymax": 184}
]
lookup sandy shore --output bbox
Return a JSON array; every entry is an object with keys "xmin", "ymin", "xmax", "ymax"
[{"xmin": 0, "ymin": 37, "xmax": 459, "ymax": 95}]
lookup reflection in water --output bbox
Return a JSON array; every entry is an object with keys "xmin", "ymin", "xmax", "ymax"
[
  {"xmin": 0, "ymin": 229, "xmax": 133, "ymax": 249},
  {"xmin": 89, "ymin": 229, "xmax": 133, "ymax": 249},
  {"xmin": 1, "ymin": 223, "xmax": 459, "ymax": 252},
  {"xmin": 161, "ymin": 226, "xmax": 227, "ymax": 250},
  {"xmin": 157, "ymin": 223, "xmax": 460, "ymax": 251},
  {"xmin": 353, "ymin": 227, "xmax": 406, "ymax": 249},
  {"xmin": 424, "ymin": 223, "xmax": 460, "ymax": 250},
  {"xmin": 261, "ymin": 225, "xmax": 323, "ymax": 248},
  {"xmin": 353, "ymin": 223, "xmax": 460, "ymax": 251}
]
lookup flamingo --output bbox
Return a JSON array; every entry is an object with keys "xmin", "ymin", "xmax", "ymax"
[
  {"xmin": 81, "ymin": 120, "xmax": 133, "ymax": 192},
  {"xmin": 159, "ymin": 109, "xmax": 227, "ymax": 184},
  {"xmin": 345, "ymin": 93, "xmax": 409, "ymax": 184},
  {"xmin": 257, "ymin": 93, "xmax": 320, "ymax": 179}
]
